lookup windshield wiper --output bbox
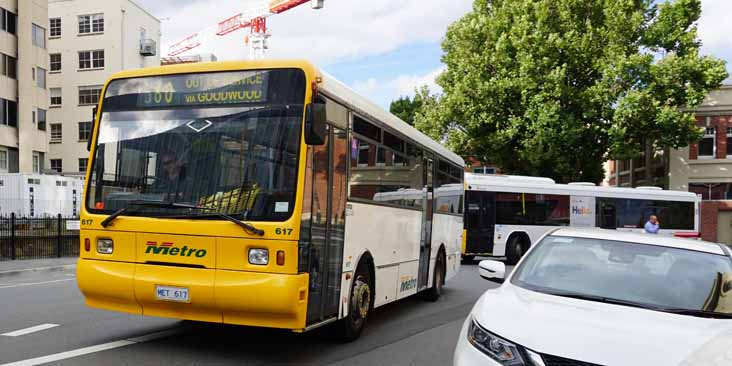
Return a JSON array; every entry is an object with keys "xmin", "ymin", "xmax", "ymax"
[
  {"xmin": 653, "ymin": 308, "xmax": 732, "ymax": 319},
  {"xmin": 100, "ymin": 200, "xmax": 213, "ymax": 228},
  {"xmin": 160, "ymin": 213, "xmax": 265, "ymax": 236}
]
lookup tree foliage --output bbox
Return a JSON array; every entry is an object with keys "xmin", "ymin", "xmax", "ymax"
[
  {"xmin": 390, "ymin": 92, "xmax": 424, "ymax": 126},
  {"xmin": 415, "ymin": 0, "xmax": 728, "ymax": 183}
]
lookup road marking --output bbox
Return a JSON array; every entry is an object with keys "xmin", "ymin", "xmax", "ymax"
[
  {"xmin": 1, "ymin": 324, "xmax": 60, "ymax": 337},
  {"xmin": 0, "ymin": 279, "xmax": 75, "ymax": 289},
  {"xmin": 0, "ymin": 328, "xmax": 182, "ymax": 366}
]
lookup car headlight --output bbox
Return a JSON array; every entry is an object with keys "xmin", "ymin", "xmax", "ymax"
[{"xmin": 467, "ymin": 317, "xmax": 545, "ymax": 366}]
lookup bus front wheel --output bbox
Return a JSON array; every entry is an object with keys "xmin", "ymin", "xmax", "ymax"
[
  {"xmin": 506, "ymin": 236, "xmax": 527, "ymax": 265},
  {"xmin": 339, "ymin": 265, "xmax": 372, "ymax": 342}
]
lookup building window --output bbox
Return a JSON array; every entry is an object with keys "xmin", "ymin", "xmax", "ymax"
[
  {"xmin": 32, "ymin": 24, "xmax": 46, "ymax": 48},
  {"xmin": 33, "ymin": 152, "xmax": 40, "ymax": 174},
  {"xmin": 473, "ymin": 167, "xmax": 496, "ymax": 174},
  {"xmin": 37, "ymin": 109, "xmax": 46, "ymax": 131},
  {"xmin": 727, "ymin": 127, "xmax": 732, "ymax": 157},
  {"xmin": 78, "ymin": 86, "xmax": 102, "ymax": 105},
  {"xmin": 1, "ymin": 53, "xmax": 17, "ymax": 79},
  {"xmin": 1, "ymin": 98, "xmax": 18, "ymax": 127},
  {"xmin": 79, "ymin": 14, "xmax": 104, "ymax": 34},
  {"xmin": 698, "ymin": 127, "xmax": 716, "ymax": 158},
  {"xmin": 1, "ymin": 8, "xmax": 17, "ymax": 35},
  {"xmin": 36, "ymin": 67, "xmax": 46, "ymax": 88},
  {"xmin": 49, "ymin": 18, "xmax": 61, "ymax": 37},
  {"xmin": 690, "ymin": 183, "xmax": 732, "ymax": 201},
  {"xmin": 79, "ymin": 50, "xmax": 104, "ymax": 69},
  {"xmin": 78, "ymin": 158, "xmax": 88, "ymax": 173},
  {"xmin": 50, "ymin": 88, "xmax": 62, "ymax": 106},
  {"xmin": 50, "ymin": 53, "xmax": 61, "ymax": 72},
  {"xmin": 0, "ymin": 149, "xmax": 7, "ymax": 172},
  {"xmin": 50, "ymin": 123, "xmax": 62, "ymax": 142},
  {"xmin": 78, "ymin": 121, "xmax": 92, "ymax": 141},
  {"xmin": 50, "ymin": 159, "xmax": 62, "ymax": 173}
]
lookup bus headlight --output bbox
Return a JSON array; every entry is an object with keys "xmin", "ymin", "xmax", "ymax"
[
  {"xmin": 248, "ymin": 248, "xmax": 269, "ymax": 265},
  {"xmin": 97, "ymin": 239, "xmax": 114, "ymax": 254}
]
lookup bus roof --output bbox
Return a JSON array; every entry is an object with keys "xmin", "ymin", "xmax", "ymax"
[
  {"xmin": 319, "ymin": 71, "xmax": 464, "ymax": 167},
  {"xmin": 466, "ymin": 173, "xmax": 699, "ymax": 202},
  {"xmin": 104, "ymin": 59, "xmax": 465, "ymax": 168}
]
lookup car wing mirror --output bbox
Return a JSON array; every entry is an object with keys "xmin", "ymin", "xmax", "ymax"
[{"xmin": 479, "ymin": 260, "xmax": 506, "ymax": 284}]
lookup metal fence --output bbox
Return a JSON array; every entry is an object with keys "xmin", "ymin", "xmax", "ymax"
[{"xmin": 0, "ymin": 213, "xmax": 80, "ymax": 260}]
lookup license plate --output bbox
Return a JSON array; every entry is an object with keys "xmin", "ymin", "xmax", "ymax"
[{"xmin": 155, "ymin": 285, "xmax": 190, "ymax": 303}]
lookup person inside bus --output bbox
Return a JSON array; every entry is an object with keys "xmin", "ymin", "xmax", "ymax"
[
  {"xmin": 151, "ymin": 149, "xmax": 190, "ymax": 200},
  {"xmin": 644, "ymin": 215, "xmax": 660, "ymax": 234}
]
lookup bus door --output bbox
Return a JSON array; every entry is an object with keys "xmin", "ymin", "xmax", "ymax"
[
  {"xmin": 466, "ymin": 190, "xmax": 496, "ymax": 255},
  {"xmin": 305, "ymin": 126, "xmax": 348, "ymax": 325},
  {"xmin": 599, "ymin": 201, "xmax": 617, "ymax": 229},
  {"xmin": 418, "ymin": 156, "xmax": 434, "ymax": 290}
]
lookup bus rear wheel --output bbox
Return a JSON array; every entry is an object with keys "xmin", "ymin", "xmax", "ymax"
[
  {"xmin": 506, "ymin": 236, "xmax": 527, "ymax": 265},
  {"xmin": 338, "ymin": 266, "xmax": 372, "ymax": 342},
  {"xmin": 424, "ymin": 251, "xmax": 445, "ymax": 302}
]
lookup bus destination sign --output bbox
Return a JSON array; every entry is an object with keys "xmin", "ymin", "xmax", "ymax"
[{"xmin": 136, "ymin": 71, "xmax": 269, "ymax": 108}]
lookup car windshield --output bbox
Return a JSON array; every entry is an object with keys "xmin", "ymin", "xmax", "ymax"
[
  {"xmin": 86, "ymin": 69, "xmax": 306, "ymax": 221},
  {"xmin": 511, "ymin": 235, "xmax": 732, "ymax": 315}
]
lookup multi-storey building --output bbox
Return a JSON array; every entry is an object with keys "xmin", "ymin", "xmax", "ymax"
[
  {"xmin": 46, "ymin": 0, "xmax": 160, "ymax": 175},
  {"xmin": 0, "ymin": 0, "xmax": 49, "ymax": 174}
]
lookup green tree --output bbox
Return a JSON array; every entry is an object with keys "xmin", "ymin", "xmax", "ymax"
[
  {"xmin": 390, "ymin": 92, "xmax": 424, "ymax": 126},
  {"xmin": 415, "ymin": 0, "xmax": 728, "ymax": 183}
]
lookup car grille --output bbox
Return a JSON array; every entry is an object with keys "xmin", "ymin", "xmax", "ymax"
[{"xmin": 541, "ymin": 353, "xmax": 605, "ymax": 366}]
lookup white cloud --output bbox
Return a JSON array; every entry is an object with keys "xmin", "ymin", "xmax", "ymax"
[
  {"xmin": 698, "ymin": 0, "xmax": 732, "ymax": 54},
  {"xmin": 159, "ymin": 0, "xmax": 472, "ymax": 64},
  {"xmin": 351, "ymin": 67, "xmax": 444, "ymax": 107}
]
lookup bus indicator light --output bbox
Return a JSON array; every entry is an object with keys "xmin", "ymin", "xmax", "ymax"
[
  {"xmin": 84, "ymin": 238, "xmax": 90, "ymax": 252},
  {"xmin": 276, "ymin": 250, "xmax": 285, "ymax": 266}
]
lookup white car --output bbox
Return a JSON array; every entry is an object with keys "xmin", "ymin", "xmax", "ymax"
[{"xmin": 454, "ymin": 228, "xmax": 732, "ymax": 366}]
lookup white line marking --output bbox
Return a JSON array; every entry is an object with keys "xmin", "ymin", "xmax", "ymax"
[
  {"xmin": 0, "ymin": 279, "xmax": 74, "ymax": 289},
  {"xmin": 0, "ymin": 328, "xmax": 183, "ymax": 366},
  {"xmin": 2, "ymin": 324, "xmax": 60, "ymax": 337}
]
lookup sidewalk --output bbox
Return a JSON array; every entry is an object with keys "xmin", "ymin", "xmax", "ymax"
[{"xmin": 0, "ymin": 257, "xmax": 77, "ymax": 276}]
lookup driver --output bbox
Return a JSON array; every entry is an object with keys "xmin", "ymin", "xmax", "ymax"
[{"xmin": 151, "ymin": 148, "xmax": 191, "ymax": 200}]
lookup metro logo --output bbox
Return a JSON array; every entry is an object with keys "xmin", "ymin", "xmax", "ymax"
[{"xmin": 145, "ymin": 241, "xmax": 207, "ymax": 258}]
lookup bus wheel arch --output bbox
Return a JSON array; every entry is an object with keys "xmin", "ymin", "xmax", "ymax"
[
  {"xmin": 338, "ymin": 251, "xmax": 374, "ymax": 342},
  {"xmin": 506, "ymin": 232, "xmax": 530, "ymax": 265}
]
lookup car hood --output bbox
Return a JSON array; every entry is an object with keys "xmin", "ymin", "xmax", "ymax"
[{"xmin": 472, "ymin": 284, "xmax": 732, "ymax": 366}]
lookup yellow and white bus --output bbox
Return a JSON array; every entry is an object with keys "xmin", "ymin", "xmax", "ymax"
[{"xmin": 77, "ymin": 60, "xmax": 464, "ymax": 340}]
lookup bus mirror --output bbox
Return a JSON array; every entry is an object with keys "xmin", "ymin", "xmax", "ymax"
[
  {"xmin": 478, "ymin": 260, "xmax": 506, "ymax": 284},
  {"xmin": 87, "ymin": 106, "xmax": 98, "ymax": 151},
  {"xmin": 305, "ymin": 100, "xmax": 327, "ymax": 146}
]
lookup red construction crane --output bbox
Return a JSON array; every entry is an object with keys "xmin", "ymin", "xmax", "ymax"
[{"xmin": 168, "ymin": 0, "xmax": 325, "ymax": 59}]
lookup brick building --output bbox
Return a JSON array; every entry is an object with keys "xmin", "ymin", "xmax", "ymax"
[{"xmin": 669, "ymin": 85, "xmax": 732, "ymax": 243}]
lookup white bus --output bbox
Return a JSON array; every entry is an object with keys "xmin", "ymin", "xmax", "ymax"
[{"xmin": 463, "ymin": 173, "xmax": 701, "ymax": 264}]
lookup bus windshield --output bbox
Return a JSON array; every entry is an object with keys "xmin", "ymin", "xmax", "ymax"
[{"xmin": 86, "ymin": 68, "xmax": 307, "ymax": 222}]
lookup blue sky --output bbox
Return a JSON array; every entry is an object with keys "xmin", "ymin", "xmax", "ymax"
[{"xmin": 137, "ymin": 0, "xmax": 731, "ymax": 109}]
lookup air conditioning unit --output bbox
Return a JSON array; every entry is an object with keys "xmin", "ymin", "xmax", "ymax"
[{"xmin": 140, "ymin": 39, "xmax": 157, "ymax": 56}]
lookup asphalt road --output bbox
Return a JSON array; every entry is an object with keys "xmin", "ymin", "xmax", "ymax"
[{"xmin": 0, "ymin": 260, "xmax": 502, "ymax": 366}]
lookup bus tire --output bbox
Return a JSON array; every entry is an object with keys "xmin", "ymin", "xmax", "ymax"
[
  {"xmin": 338, "ymin": 263, "xmax": 372, "ymax": 342},
  {"xmin": 506, "ymin": 236, "xmax": 526, "ymax": 265},
  {"xmin": 424, "ymin": 250, "xmax": 445, "ymax": 302}
]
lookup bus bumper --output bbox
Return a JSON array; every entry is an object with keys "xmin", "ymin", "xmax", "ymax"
[{"xmin": 77, "ymin": 259, "xmax": 309, "ymax": 330}]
